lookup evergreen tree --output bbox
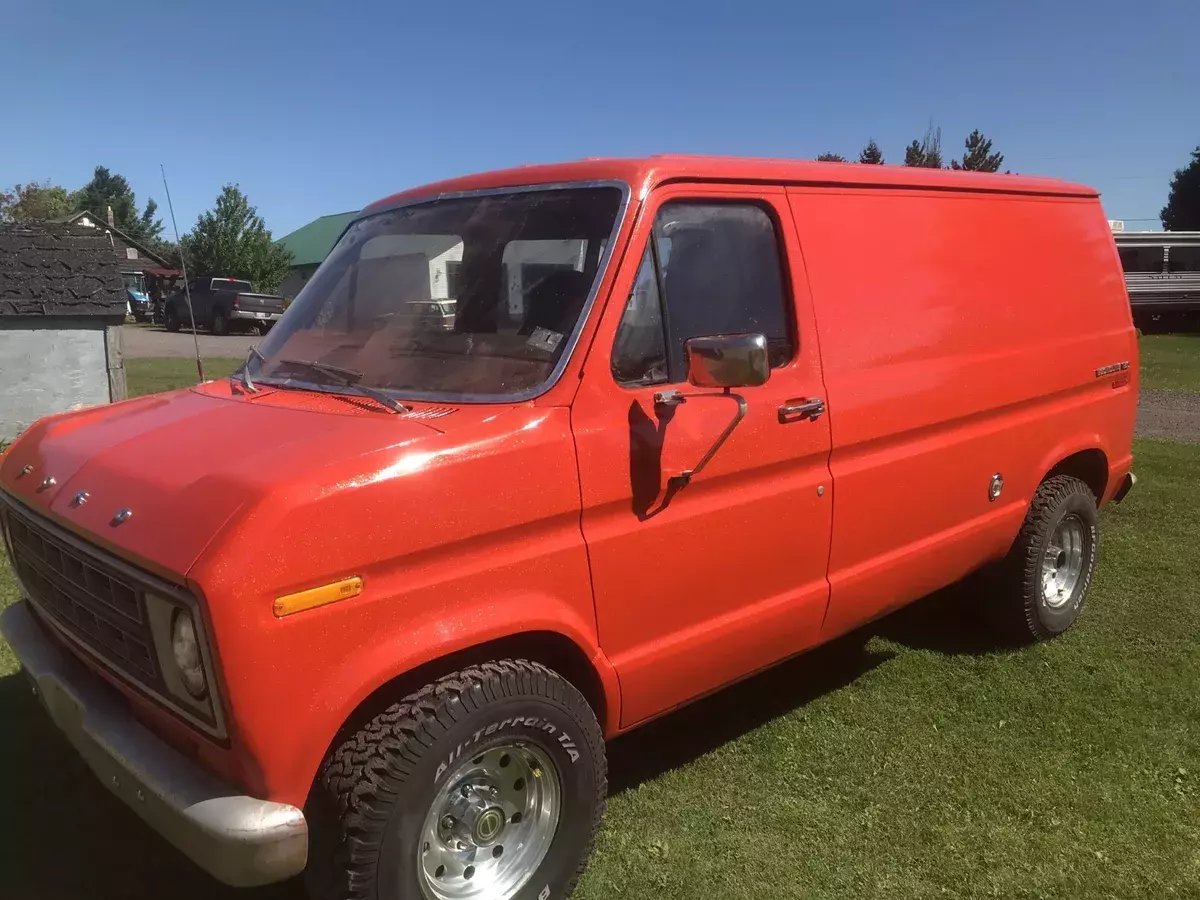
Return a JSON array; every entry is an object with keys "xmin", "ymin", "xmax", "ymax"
[
  {"xmin": 1161, "ymin": 146, "xmax": 1200, "ymax": 231},
  {"xmin": 858, "ymin": 140, "xmax": 884, "ymax": 164},
  {"xmin": 950, "ymin": 130, "xmax": 1004, "ymax": 172},
  {"xmin": 72, "ymin": 166, "xmax": 164, "ymax": 244},
  {"xmin": 904, "ymin": 124, "xmax": 943, "ymax": 168}
]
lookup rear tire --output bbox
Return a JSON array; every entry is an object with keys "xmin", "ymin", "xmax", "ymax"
[
  {"xmin": 306, "ymin": 660, "xmax": 605, "ymax": 900},
  {"xmin": 164, "ymin": 307, "xmax": 181, "ymax": 333},
  {"xmin": 211, "ymin": 311, "xmax": 229, "ymax": 336},
  {"xmin": 991, "ymin": 475, "xmax": 1098, "ymax": 642}
]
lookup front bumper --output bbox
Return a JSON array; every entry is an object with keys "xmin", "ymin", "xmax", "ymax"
[
  {"xmin": 230, "ymin": 309, "xmax": 282, "ymax": 322},
  {"xmin": 0, "ymin": 601, "xmax": 308, "ymax": 887}
]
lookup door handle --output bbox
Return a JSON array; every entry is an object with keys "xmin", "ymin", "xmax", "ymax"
[{"xmin": 778, "ymin": 397, "xmax": 825, "ymax": 423}]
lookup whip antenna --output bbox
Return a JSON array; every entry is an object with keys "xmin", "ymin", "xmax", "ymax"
[{"xmin": 160, "ymin": 165, "xmax": 204, "ymax": 382}]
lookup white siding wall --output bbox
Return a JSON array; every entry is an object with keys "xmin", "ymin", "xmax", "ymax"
[
  {"xmin": 1, "ymin": 327, "xmax": 111, "ymax": 441},
  {"xmin": 501, "ymin": 240, "xmax": 588, "ymax": 316}
]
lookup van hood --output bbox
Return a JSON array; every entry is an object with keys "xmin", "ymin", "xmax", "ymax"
[{"xmin": 0, "ymin": 382, "xmax": 497, "ymax": 578}]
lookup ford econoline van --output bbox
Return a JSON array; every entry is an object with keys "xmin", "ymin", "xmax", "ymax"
[{"xmin": 0, "ymin": 157, "xmax": 1137, "ymax": 900}]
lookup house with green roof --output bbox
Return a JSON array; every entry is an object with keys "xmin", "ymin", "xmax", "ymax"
[{"xmin": 275, "ymin": 211, "xmax": 358, "ymax": 299}]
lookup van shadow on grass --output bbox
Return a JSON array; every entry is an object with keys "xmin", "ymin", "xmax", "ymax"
[
  {"xmin": 607, "ymin": 630, "xmax": 893, "ymax": 794},
  {"xmin": 867, "ymin": 575, "xmax": 1021, "ymax": 657},
  {"xmin": 607, "ymin": 576, "xmax": 1017, "ymax": 794},
  {"xmin": 0, "ymin": 640, "xmax": 893, "ymax": 898},
  {"xmin": 0, "ymin": 674, "xmax": 300, "ymax": 900},
  {"xmin": 0, "ymin": 579, "xmax": 1010, "ymax": 897}
]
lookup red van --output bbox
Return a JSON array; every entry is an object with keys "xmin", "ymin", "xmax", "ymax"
[{"xmin": 0, "ymin": 157, "xmax": 1137, "ymax": 900}]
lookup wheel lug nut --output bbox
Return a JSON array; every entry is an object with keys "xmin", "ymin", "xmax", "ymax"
[{"xmin": 441, "ymin": 815, "xmax": 455, "ymax": 830}]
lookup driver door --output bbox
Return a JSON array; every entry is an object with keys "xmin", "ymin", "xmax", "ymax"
[{"xmin": 572, "ymin": 184, "xmax": 834, "ymax": 727}]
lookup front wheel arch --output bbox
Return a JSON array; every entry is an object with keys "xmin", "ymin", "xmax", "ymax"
[{"xmin": 308, "ymin": 630, "xmax": 613, "ymax": 799}]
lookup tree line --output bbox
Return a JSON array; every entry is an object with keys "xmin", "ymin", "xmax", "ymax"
[
  {"xmin": 1161, "ymin": 146, "xmax": 1199, "ymax": 231},
  {"xmin": 4, "ymin": 137, "xmax": 1195, "ymax": 294},
  {"xmin": 816, "ymin": 124, "xmax": 1006, "ymax": 172},
  {"xmin": 818, "ymin": 128, "xmax": 1199, "ymax": 232},
  {"xmin": 0, "ymin": 168, "xmax": 292, "ymax": 293}
]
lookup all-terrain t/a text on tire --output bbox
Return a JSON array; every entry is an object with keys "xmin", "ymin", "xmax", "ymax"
[{"xmin": 307, "ymin": 659, "xmax": 605, "ymax": 900}]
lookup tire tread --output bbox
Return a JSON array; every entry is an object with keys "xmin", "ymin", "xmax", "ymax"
[
  {"xmin": 307, "ymin": 659, "xmax": 605, "ymax": 900},
  {"xmin": 995, "ymin": 474, "xmax": 1098, "ymax": 642}
]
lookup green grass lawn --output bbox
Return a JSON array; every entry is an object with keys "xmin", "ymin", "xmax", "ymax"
[
  {"xmin": 125, "ymin": 357, "xmax": 242, "ymax": 398},
  {"xmin": 1, "ymin": 356, "xmax": 1198, "ymax": 898},
  {"xmin": 0, "ymin": 440, "xmax": 1195, "ymax": 898},
  {"xmin": 580, "ymin": 439, "xmax": 1200, "ymax": 900},
  {"xmin": 1139, "ymin": 333, "xmax": 1200, "ymax": 392}
]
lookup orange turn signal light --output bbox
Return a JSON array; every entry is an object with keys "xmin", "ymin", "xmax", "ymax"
[{"xmin": 273, "ymin": 576, "xmax": 363, "ymax": 618}]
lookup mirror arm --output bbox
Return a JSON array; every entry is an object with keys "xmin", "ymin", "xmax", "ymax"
[{"xmin": 653, "ymin": 387, "xmax": 748, "ymax": 485}]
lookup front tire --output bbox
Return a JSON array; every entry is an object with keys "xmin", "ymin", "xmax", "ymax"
[
  {"xmin": 307, "ymin": 660, "xmax": 606, "ymax": 900},
  {"xmin": 992, "ymin": 474, "xmax": 1098, "ymax": 642}
]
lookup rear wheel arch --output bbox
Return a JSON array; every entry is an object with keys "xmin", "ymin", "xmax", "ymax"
[{"xmin": 1044, "ymin": 448, "xmax": 1109, "ymax": 501}]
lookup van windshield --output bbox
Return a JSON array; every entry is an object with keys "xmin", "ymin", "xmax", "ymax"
[{"xmin": 254, "ymin": 187, "xmax": 624, "ymax": 400}]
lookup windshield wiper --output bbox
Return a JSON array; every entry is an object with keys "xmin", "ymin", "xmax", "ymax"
[
  {"xmin": 276, "ymin": 358, "xmax": 408, "ymax": 414},
  {"xmin": 231, "ymin": 346, "xmax": 265, "ymax": 394}
]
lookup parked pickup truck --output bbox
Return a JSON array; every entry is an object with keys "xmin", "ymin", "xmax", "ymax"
[
  {"xmin": 163, "ymin": 277, "xmax": 287, "ymax": 335},
  {"xmin": 0, "ymin": 157, "xmax": 1137, "ymax": 900}
]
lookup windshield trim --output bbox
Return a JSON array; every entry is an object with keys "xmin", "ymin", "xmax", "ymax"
[{"xmin": 266, "ymin": 179, "xmax": 633, "ymax": 405}]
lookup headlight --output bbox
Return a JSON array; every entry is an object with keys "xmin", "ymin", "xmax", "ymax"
[{"xmin": 171, "ymin": 608, "xmax": 208, "ymax": 699}]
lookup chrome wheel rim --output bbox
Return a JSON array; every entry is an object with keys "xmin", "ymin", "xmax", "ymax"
[
  {"xmin": 1041, "ymin": 514, "xmax": 1086, "ymax": 609},
  {"xmin": 417, "ymin": 743, "xmax": 561, "ymax": 900}
]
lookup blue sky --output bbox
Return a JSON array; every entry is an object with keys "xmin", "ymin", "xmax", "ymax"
[{"xmin": 3, "ymin": 0, "xmax": 1194, "ymax": 238}]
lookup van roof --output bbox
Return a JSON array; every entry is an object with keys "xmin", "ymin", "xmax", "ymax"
[{"xmin": 361, "ymin": 156, "xmax": 1097, "ymax": 216}]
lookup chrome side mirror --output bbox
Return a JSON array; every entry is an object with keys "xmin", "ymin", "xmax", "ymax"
[{"xmin": 684, "ymin": 333, "xmax": 770, "ymax": 389}]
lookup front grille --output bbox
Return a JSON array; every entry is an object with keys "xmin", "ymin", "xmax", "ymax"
[{"xmin": 3, "ymin": 504, "xmax": 161, "ymax": 687}]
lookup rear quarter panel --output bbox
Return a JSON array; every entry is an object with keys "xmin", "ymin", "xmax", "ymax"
[{"xmin": 787, "ymin": 187, "xmax": 1136, "ymax": 637}]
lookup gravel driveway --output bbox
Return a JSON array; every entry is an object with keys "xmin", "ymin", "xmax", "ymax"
[
  {"xmin": 1137, "ymin": 389, "xmax": 1200, "ymax": 443},
  {"xmin": 121, "ymin": 324, "xmax": 259, "ymax": 359}
]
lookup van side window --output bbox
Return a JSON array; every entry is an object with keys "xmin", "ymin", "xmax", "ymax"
[
  {"xmin": 611, "ymin": 202, "xmax": 793, "ymax": 386},
  {"xmin": 610, "ymin": 248, "xmax": 668, "ymax": 384}
]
